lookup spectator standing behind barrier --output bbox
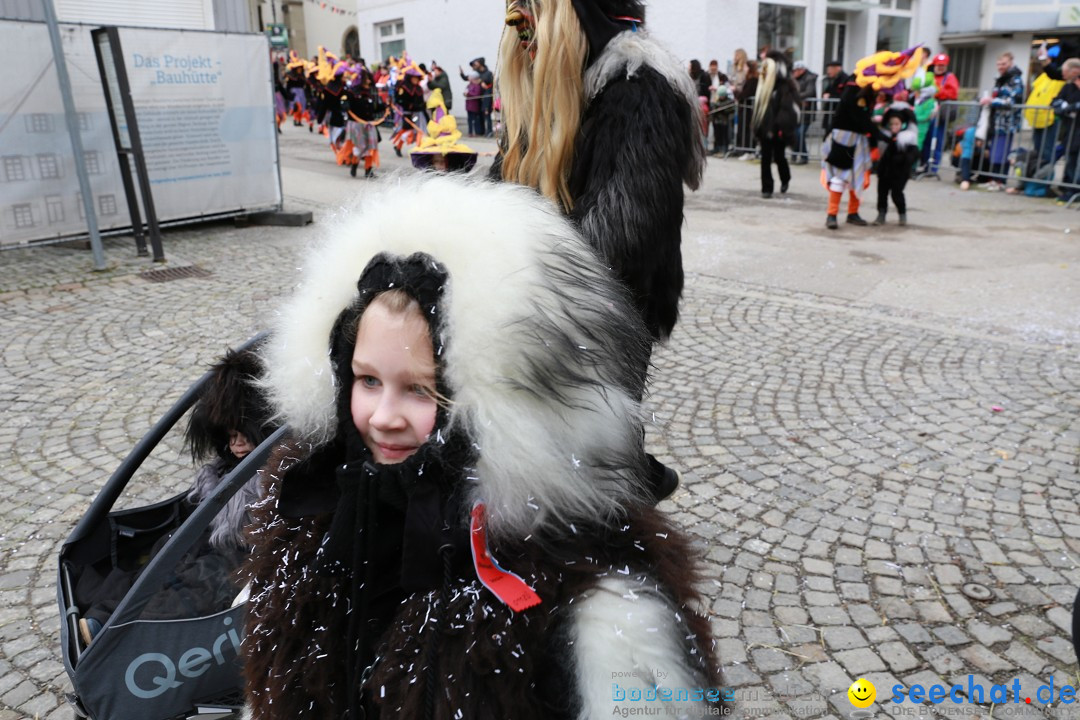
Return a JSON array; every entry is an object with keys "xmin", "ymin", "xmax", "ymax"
[
  {"xmin": 792, "ymin": 60, "xmax": 817, "ymax": 164},
  {"xmin": 459, "ymin": 57, "xmax": 494, "ymax": 137},
  {"xmin": 753, "ymin": 51, "xmax": 800, "ymax": 198},
  {"xmin": 707, "ymin": 60, "xmax": 732, "ymax": 155},
  {"xmin": 1025, "ymin": 44, "xmax": 1066, "ymax": 186},
  {"xmin": 980, "ymin": 52, "xmax": 1025, "ymax": 191},
  {"xmin": 821, "ymin": 60, "xmax": 849, "ymax": 132},
  {"xmin": 735, "ymin": 60, "xmax": 759, "ymax": 156},
  {"xmin": 427, "ymin": 63, "xmax": 452, "ymax": 111},
  {"xmin": 731, "ymin": 48, "xmax": 749, "ymax": 96},
  {"xmin": 689, "ymin": 59, "xmax": 711, "ymax": 99},
  {"xmin": 1050, "ymin": 58, "xmax": 1080, "ymax": 202},
  {"xmin": 919, "ymin": 53, "xmax": 959, "ymax": 174},
  {"xmin": 464, "ymin": 71, "xmax": 484, "ymax": 137}
]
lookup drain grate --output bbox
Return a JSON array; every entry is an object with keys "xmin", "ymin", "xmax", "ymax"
[{"xmin": 139, "ymin": 265, "xmax": 213, "ymax": 283}]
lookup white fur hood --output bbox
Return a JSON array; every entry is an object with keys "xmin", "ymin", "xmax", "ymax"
[{"xmin": 259, "ymin": 174, "xmax": 651, "ymax": 538}]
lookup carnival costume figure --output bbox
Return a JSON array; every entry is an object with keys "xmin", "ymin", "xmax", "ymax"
[
  {"xmin": 241, "ymin": 176, "xmax": 721, "ymax": 720},
  {"xmin": 821, "ymin": 45, "xmax": 923, "ymax": 229},
  {"xmin": 496, "ymin": 0, "xmax": 705, "ymax": 344},
  {"xmin": 752, "ymin": 50, "xmax": 801, "ymax": 198}
]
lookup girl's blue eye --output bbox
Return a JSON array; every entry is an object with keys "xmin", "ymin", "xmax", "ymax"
[
  {"xmin": 412, "ymin": 384, "xmax": 434, "ymax": 398},
  {"xmin": 358, "ymin": 375, "xmax": 379, "ymax": 388}
]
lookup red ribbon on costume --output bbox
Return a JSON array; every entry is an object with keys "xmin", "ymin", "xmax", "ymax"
[{"xmin": 470, "ymin": 503, "xmax": 542, "ymax": 612}]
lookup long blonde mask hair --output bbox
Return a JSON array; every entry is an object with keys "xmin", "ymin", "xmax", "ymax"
[
  {"xmin": 752, "ymin": 56, "xmax": 777, "ymax": 132},
  {"xmin": 497, "ymin": 0, "xmax": 587, "ymax": 211}
]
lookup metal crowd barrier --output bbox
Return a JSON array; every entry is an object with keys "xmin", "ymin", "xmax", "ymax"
[
  {"xmin": 709, "ymin": 98, "xmax": 838, "ymax": 159},
  {"xmin": 708, "ymin": 96, "xmax": 1080, "ymax": 204}
]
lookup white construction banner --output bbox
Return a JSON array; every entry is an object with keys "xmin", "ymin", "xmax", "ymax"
[{"xmin": 0, "ymin": 21, "xmax": 280, "ymax": 246}]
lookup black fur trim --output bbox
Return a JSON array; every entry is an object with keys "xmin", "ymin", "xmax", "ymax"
[
  {"xmin": 570, "ymin": 66, "xmax": 698, "ymax": 342},
  {"xmin": 184, "ymin": 346, "xmax": 273, "ymax": 464}
]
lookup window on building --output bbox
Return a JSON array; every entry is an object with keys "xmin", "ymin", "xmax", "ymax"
[
  {"xmin": 877, "ymin": 15, "xmax": 912, "ymax": 52},
  {"xmin": 13, "ymin": 203, "xmax": 34, "ymax": 228},
  {"xmin": 947, "ymin": 45, "xmax": 984, "ymax": 91},
  {"xmin": 45, "ymin": 195, "xmax": 64, "ymax": 224},
  {"xmin": 78, "ymin": 113, "xmax": 92, "ymax": 132},
  {"xmin": 84, "ymin": 151, "xmax": 102, "ymax": 175},
  {"xmin": 376, "ymin": 19, "xmax": 405, "ymax": 63},
  {"xmin": 344, "ymin": 27, "xmax": 360, "ymax": 61},
  {"xmin": 76, "ymin": 193, "xmax": 85, "ymax": 219},
  {"xmin": 3, "ymin": 156, "xmax": 25, "ymax": 182},
  {"xmin": 758, "ymin": 4, "xmax": 805, "ymax": 62},
  {"xmin": 38, "ymin": 154, "xmax": 61, "ymax": 179},
  {"xmin": 879, "ymin": 0, "xmax": 913, "ymax": 10},
  {"xmin": 26, "ymin": 113, "xmax": 53, "ymax": 133},
  {"xmin": 98, "ymin": 194, "xmax": 118, "ymax": 216},
  {"xmin": 825, "ymin": 10, "xmax": 847, "ymax": 68}
]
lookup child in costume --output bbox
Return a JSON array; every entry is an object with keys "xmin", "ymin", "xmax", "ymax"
[
  {"xmin": 391, "ymin": 63, "xmax": 427, "ymax": 157},
  {"xmin": 821, "ymin": 46, "xmax": 922, "ymax": 230},
  {"xmin": 77, "ymin": 347, "xmax": 273, "ymax": 644},
  {"xmin": 873, "ymin": 102, "xmax": 919, "ymax": 226},
  {"xmin": 344, "ymin": 66, "xmax": 386, "ymax": 179},
  {"xmin": 241, "ymin": 176, "xmax": 721, "ymax": 719}
]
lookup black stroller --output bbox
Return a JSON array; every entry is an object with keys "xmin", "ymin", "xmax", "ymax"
[{"xmin": 57, "ymin": 335, "xmax": 285, "ymax": 720}]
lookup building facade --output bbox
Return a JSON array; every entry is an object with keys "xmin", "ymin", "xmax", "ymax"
[
  {"xmin": 941, "ymin": 0, "xmax": 1080, "ymax": 95},
  {"xmin": 351, "ymin": 0, "xmax": 944, "ymax": 101}
]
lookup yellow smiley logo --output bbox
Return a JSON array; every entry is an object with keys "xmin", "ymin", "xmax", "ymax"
[{"xmin": 848, "ymin": 678, "xmax": 876, "ymax": 708}]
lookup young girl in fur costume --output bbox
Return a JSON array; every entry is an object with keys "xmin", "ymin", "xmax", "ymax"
[
  {"xmin": 78, "ymin": 347, "xmax": 273, "ymax": 643},
  {"xmin": 241, "ymin": 176, "xmax": 721, "ymax": 719}
]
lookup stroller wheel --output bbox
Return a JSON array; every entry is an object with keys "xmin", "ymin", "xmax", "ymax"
[{"xmin": 64, "ymin": 693, "xmax": 90, "ymax": 718}]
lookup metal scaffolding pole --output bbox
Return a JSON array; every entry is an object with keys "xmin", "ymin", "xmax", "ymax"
[{"xmin": 43, "ymin": 0, "xmax": 106, "ymax": 270}]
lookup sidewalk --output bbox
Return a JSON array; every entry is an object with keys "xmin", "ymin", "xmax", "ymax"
[{"xmin": 0, "ymin": 128, "xmax": 1077, "ymax": 719}]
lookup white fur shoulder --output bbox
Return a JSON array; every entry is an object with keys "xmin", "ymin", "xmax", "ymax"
[
  {"xmin": 258, "ymin": 174, "xmax": 649, "ymax": 538},
  {"xmin": 569, "ymin": 576, "xmax": 715, "ymax": 719},
  {"xmin": 584, "ymin": 29, "xmax": 699, "ymax": 108}
]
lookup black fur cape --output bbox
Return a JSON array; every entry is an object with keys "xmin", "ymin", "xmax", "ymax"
[{"xmin": 571, "ymin": 30, "xmax": 705, "ymax": 343}]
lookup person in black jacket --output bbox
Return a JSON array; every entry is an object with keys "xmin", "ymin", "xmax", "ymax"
[
  {"xmin": 820, "ymin": 60, "xmax": 848, "ymax": 131},
  {"xmin": 427, "ymin": 63, "xmax": 453, "ymax": 110},
  {"xmin": 1050, "ymin": 58, "xmax": 1080, "ymax": 201},
  {"xmin": 753, "ymin": 50, "xmax": 800, "ymax": 197},
  {"xmin": 792, "ymin": 60, "xmax": 817, "ymax": 164},
  {"xmin": 689, "ymin": 58, "xmax": 711, "ymax": 99},
  {"xmin": 873, "ymin": 102, "xmax": 919, "ymax": 225}
]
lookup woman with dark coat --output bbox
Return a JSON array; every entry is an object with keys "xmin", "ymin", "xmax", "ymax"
[
  {"xmin": 753, "ymin": 50, "xmax": 801, "ymax": 197},
  {"xmin": 735, "ymin": 60, "xmax": 759, "ymax": 155}
]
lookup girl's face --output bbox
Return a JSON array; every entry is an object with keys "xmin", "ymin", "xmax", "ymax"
[
  {"xmin": 350, "ymin": 302, "xmax": 437, "ymax": 464},
  {"xmin": 229, "ymin": 430, "xmax": 254, "ymax": 459},
  {"xmin": 887, "ymin": 116, "xmax": 903, "ymax": 134}
]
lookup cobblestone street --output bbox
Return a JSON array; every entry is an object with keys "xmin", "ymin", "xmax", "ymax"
[{"xmin": 2, "ymin": 129, "xmax": 1079, "ymax": 719}]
